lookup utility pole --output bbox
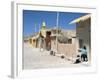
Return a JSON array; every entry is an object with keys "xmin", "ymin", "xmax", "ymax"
[
  {"xmin": 34, "ymin": 23, "xmax": 36, "ymax": 35},
  {"xmin": 56, "ymin": 12, "xmax": 59, "ymax": 53}
]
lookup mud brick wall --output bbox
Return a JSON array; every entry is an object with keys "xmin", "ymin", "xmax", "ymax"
[{"xmin": 58, "ymin": 43, "xmax": 77, "ymax": 58}]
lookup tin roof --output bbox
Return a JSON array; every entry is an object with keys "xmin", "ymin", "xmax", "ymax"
[{"xmin": 69, "ymin": 14, "xmax": 91, "ymax": 24}]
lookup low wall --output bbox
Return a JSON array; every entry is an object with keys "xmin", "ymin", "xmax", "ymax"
[
  {"xmin": 51, "ymin": 41, "xmax": 77, "ymax": 60},
  {"xmin": 58, "ymin": 43, "xmax": 77, "ymax": 58}
]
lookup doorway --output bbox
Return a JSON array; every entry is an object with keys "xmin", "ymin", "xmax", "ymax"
[{"xmin": 79, "ymin": 39, "xmax": 84, "ymax": 48}]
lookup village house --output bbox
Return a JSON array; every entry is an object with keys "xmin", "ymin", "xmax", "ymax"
[
  {"xmin": 26, "ymin": 21, "xmax": 78, "ymax": 60},
  {"xmin": 50, "ymin": 29, "xmax": 77, "ymax": 60},
  {"xmin": 70, "ymin": 14, "xmax": 91, "ymax": 61},
  {"xmin": 27, "ymin": 22, "xmax": 52, "ymax": 50},
  {"xmin": 25, "ymin": 33, "xmax": 39, "ymax": 48}
]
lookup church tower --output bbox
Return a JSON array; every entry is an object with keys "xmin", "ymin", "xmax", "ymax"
[
  {"xmin": 40, "ymin": 21, "xmax": 46, "ymax": 37},
  {"xmin": 41, "ymin": 21, "xmax": 46, "ymax": 30}
]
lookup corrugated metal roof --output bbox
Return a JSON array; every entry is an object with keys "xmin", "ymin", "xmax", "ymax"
[{"xmin": 69, "ymin": 14, "xmax": 91, "ymax": 24}]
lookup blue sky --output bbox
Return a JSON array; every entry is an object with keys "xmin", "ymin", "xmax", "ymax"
[{"xmin": 23, "ymin": 10, "xmax": 87, "ymax": 37}]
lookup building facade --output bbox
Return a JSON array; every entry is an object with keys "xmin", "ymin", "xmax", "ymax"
[
  {"xmin": 70, "ymin": 14, "xmax": 91, "ymax": 61},
  {"xmin": 51, "ymin": 29, "xmax": 77, "ymax": 60}
]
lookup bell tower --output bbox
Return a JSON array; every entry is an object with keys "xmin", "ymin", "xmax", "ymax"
[{"xmin": 41, "ymin": 21, "xmax": 46, "ymax": 30}]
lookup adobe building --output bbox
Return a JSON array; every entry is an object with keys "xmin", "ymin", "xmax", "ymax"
[
  {"xmin": 70, "ymin": 14, "xmax": 91, "ymax": 61},
  {"xmin": 40, "ymin": 22, "xmax": 52, "ymax": 50},
  {"xmin": 27, "ymin": 35, "xmax": 37, "ymax": 47},
  {"xmin": 58, "ymin": 30, "xmax": 77, "ymax": 59},
  {"xmin": 50, "ymin": 28, "xmax": 77, "ymax": 60},
  {"xmin": 27, "ymin": 21, "xmax": 52, "ymax": 50}
]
